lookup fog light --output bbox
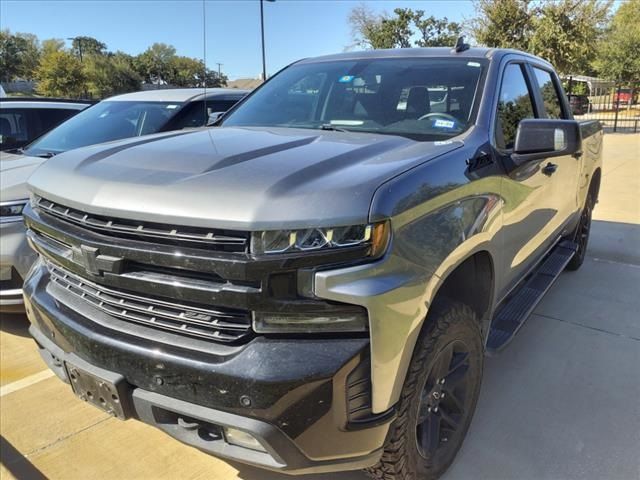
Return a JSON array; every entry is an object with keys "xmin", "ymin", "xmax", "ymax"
[
  {"xmin": 224, "ymin": 427, "xmax": 266, "ymax": 452},
  {"xmin": 253, "ymin": 309, "xmax": 368, "ymax": 333}
]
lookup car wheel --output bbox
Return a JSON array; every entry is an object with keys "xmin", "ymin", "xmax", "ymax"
[
  {"xmin": 566, "ymin": 191, "xmax": 594, "ymax": 271},
  {"xmin": 366, "ymin": 301, "xmax": 484, "ymax": 480}
]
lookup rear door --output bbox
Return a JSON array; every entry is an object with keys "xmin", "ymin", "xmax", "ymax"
[{"xmin": 528, "ymin": 64, "xmax": 580, "ymax": 234}]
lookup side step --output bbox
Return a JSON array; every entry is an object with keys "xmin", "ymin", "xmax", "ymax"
[{"xmin": 486, "ymin": 240, "xmax": 577, "ymax": 353}]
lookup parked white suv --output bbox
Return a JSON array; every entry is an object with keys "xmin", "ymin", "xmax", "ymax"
[{"xmin": 0, "ymin": 88, "xmax": 248, "ymax": 311}]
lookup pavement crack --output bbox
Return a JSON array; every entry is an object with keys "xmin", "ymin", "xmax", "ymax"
[
  {"xmin": 535, "ymin": 312, "xmax": 640, "ymax": 343},
  {"xmin": 22, "ymin": 416, "xmax": 112, "ymax": 459}
]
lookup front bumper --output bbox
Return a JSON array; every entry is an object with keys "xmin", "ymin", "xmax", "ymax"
[
  {"xmin": 0, "ymin": 219, "xmax": 37, "ymax": 311},
  {"xmin": 24, "ymin": 262, "xmax": 394, "ymax": 474}
]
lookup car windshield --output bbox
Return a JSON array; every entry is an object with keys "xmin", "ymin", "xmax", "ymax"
[
  {"xmin": 23, "ymin": 100, "xmax": 185, "ymax": 157},
  {"xmin": 222, "ymin": 57, "xmax": 486, "ymax": 141}
]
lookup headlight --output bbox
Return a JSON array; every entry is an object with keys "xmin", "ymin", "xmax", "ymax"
[
  {"xmin": 251, "ymin": 221, "xmax": 390, "ymax": 257},
  {"xmin": 0, "ymin": 199, "xmax": 28, "ymax": 224}
]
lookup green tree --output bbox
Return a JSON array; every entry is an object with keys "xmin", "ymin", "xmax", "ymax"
[
  {"xmin": 413, "ymin": 12, "xmax": 462, "ymax": 47},
  {"xmin": 83, "ymin": 53, "xmax": 141, "ymax": 98},
  {"xmin": 41, "ymin": 38, "xmax": 65, "ymax": 55},
  {"xmin": 168, "ymin": 56, "xmax": 204, "ymax": 87},
  {"xmin": 471, "ymin": 0, "xmax": 534, "ymax": 50},
  {"xmin": 0, "ymin": 30, "xmax": 41, "ymax": 81},
  {"xmin": 530, "ymin": 0, "xmax": 611, "ymax": 75},
  {"xmin": 71, "ymin": 35, "xmax": 107, "ymax": 60},
  {"xmin": 36, "ymin": 49, "xmax": 86, "ymax": 97},
  {"xmin": 594, "ymin": 0, "xmax": 640, "ymax": 81},
  {"xmin": 349, "ymin": 6, "xmax": 413, "ymax": 49},
  {"xmin": 135, "ymin": 43, "xmax": 177, "ymax": 84},
  {"xmin": 348, "ymin": 5, "xmax": 462, "ymax": 49}
]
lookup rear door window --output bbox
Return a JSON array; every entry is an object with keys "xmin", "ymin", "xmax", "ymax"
[
  {"xmin": 0, "ymin": 107, "xmax": 81, "ymax": 150},
  {"xmin": 170, "ymin": 99, "xmax": 241, "ymax": 130},
  {"xmin": 495, "ymin": 64, "xmax": 536, "ymax": 150},
  {"xmin": 532, "ymin": 68, "xmax": 565, "ymax": 119}
]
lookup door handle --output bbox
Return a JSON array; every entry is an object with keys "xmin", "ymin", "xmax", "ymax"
[{"xmin": 542, "ymin": 162, "xmax": 558, "ymax": 176}]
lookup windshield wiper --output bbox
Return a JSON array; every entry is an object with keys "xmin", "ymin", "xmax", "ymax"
[
  {"xmin": 319, "ymin": 124, "xmax": 350, "ymax": 133},
  {"xmin": 34, "ymin": 152, "xmax": 57, "ymax": 159}
]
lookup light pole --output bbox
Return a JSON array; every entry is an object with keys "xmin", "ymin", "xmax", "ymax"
[{"xmin": 260, "ymin": 0, "xmax": 275, "ymax": 81}]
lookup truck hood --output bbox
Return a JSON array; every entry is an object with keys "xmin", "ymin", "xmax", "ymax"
[
  {"xmin": 1, "ymin": 151, "xmax": 46, "ymax": 202},
  {"xmin": 28, "ymin": 127, "xmax": 462, "ymax": 230}
]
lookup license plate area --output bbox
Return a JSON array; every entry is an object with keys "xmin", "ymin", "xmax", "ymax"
[{"xmin": 65, "ymin": 361, "xmax": 131, "ymax": 420}]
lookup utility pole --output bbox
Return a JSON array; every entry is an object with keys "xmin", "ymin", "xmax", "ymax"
[
  {"xmin": 67, "ymin": 37, "xmax": 83, "ymax": 63},
  {"xmin": 216, "ymin": 63, "xmax": 223, "ymax": 77},
  {"xmin": 260, "ymin": 0, "xmax": 275, "ymax": 81}
]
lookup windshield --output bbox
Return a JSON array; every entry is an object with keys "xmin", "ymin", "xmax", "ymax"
[
  {"xmin": 222, "ymin": 57, "xmax": 486, "ymax": 141},
  {"xmin": 24, "ymin": 100, "xmax": 185, "ymax": 157}
]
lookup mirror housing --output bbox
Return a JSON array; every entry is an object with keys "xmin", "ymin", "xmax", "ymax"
[
  {"xmin": 207, "ymin": 111, "xmax": 225, "ymax": 127},
  {"xmin": 512, "ymin": 119, "xmax": 581, "ymax": 165}
]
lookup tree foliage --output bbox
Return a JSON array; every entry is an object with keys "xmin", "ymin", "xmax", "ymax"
[
  {"xmin": 0, "ymin": 30, "xmax": 41, "ymax": 81},
  {"xmin": 471, "ymin": 0, "xmax": 533, "ymax": 51},
  {"xmin": 71, "ymin": 36, "xmax": 107, "ymax": 58},
  {"xmin": 530, "ymin": 0, "xmax": 611, "ymax": 75},
  {"xmin": 36, "ymin": 50, "xmax": 86, "ymax": 97},
  {"xmin": 413, "ymin": 11, "xmax": 462, "ymax": 47},
  {"xmin": 0, "ymin": 31, "xmax": 227, "ymax": 98},
  {"xmin": 135, "ymin": 42, "xmax": 177, "ymax": 84},
  {"xmin": 348, "ymin": 4, "xmax": 461, "ymax": 49},
  {"xmin": 472, "ymin": 0, "xmax": 612, "ymax": 75},
  {"xmin": 594, "ymin": 0, "xmax": 640, "ymax": 81}
]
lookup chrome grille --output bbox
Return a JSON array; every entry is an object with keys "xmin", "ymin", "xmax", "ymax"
[
  {"xmin": 47, "ymin": 262, "xmax": 253, "ymax": 343},
  {"xmin": 35, "ymin": 197, "xmax": 249, "ymax": 252}
]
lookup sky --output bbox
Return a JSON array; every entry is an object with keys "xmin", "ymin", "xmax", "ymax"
[{"xmin": 0, "ymin": 0, "xmax": 476, "ymax": 80}]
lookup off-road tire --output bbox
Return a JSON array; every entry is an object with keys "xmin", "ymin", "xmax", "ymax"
[
  {"xmin": 366, "ymin": 300, "xmax": 484, "ymax": 480},
  {"xmin": 566, "ymin": 190, "xmax": 594, "ymax": 271}
]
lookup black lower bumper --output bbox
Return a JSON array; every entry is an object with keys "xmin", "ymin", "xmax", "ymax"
[{"xmin": 24, "ymin": 264, "xmax": 394, "ymax": 474}]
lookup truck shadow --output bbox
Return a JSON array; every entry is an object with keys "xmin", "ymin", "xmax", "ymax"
[
  {"xmin": 0, "ymin": 436, "xmax": 47, "ymax": 480},
  {"xmin": 0, "ymin": 313, "xmax": 31, "ymax": 338},
  {"xmin": 232, "ymin": 462, "xmax": 368, "ymax": 480}
]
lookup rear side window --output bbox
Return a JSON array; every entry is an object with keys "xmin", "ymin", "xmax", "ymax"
[
  {"xmin": 0, "ymin": 107, "xmax": 80, "ymax": 150},
  {"xmin": 169, "ymin": 99, "xmax": 241, "ymax": 130},
  {"xmin": 532, "ymin": 68, "xmax": 564, "ymax": 119},
  {"xmin": 36, "ymin": 108, "xmax": 79, "ymax": 134},
  {"xmin": 0, "ymin": 109, "xmax": 28, "ymax": 148},
  {"xmin": 495, "ymin": 64, "xmax": 535, "ymax": 150}
]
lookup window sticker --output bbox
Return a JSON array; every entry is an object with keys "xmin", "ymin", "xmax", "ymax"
[
  {"xmin": 434, "ymin": 119, "xmax": 455, "ymax": 129},
  {"xmin": 166, "ymin": 104, "xmax": 179, "ymax": 109},
  {"xmin": 338, "ymin": 75, "xmax": 355, "ymax": 83},
  {"xmin": 467, "ymin": 61, "xmax": 481, "ymax": 68}
]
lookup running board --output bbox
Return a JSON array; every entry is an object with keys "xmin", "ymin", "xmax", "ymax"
[{"xmin": 486, "ymin": 240, "xmax": 577, "ymax": 353}]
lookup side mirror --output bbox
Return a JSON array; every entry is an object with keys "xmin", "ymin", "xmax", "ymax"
[
  {"xmin": 206, "ymin": 111, "xmax": 225, "ymax": 127},
  {"xmin": 512, "ymin": 119, "xmax": 581, "ymax": 165}
]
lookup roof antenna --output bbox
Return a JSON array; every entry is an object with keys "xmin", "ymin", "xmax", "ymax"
[
  {"xmin": 202, "ymin": 0, "xmax": 207, "ymax": 120},
  {"xmin": 453, "ymin": 36, "xmax": 470, "ymax": 53}
]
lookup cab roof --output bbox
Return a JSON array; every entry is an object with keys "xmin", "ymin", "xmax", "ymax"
[
  {"xmin": 298, "ymin": 47, "xmax": 551, "ymax": 68},
  {"xmin": 107, "ymin": 88, "xmax": 249, "ymax": 103}
]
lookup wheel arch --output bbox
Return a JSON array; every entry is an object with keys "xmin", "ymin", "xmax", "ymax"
[{"xmin": 427, "ymin": 249, "xmax": 496, "ymax": 341}]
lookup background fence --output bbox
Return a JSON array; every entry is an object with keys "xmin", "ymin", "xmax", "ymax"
[{"xmin": 566, "ymin": 76, "xmax": 639, "ymax": 133}]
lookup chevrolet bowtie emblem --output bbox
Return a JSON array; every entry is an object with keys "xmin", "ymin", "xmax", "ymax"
[{"xmin": 72, "ymin": 245, "xmax": 124, "ymax": 276}]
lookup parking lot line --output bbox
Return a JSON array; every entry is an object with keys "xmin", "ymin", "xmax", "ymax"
[{"xmin": 0, "ymin": 370, "xmax": 54, "ymax": 397}]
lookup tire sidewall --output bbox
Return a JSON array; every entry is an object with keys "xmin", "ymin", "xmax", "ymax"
[{"xmin": 404, "ymin": 304, "xmax": 484, "ymax": 479}]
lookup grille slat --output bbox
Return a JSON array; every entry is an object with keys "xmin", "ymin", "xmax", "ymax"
[
  {"xmin": 47, "ymin": 262, "xmax": 253, "ymax": 343},
  {"xmin": 36, "ymin": 197, "xmax": 249, "ymax": 252}
]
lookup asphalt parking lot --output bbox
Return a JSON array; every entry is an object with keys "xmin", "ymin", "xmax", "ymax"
[{"xmin": 1, "ymin": 134, "xmax": 639, "ymax": 480}]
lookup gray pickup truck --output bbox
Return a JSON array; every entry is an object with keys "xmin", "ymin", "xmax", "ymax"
[{"xmin": 22, "ymin": 46, "xmax": 602, "ymax": 479}]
